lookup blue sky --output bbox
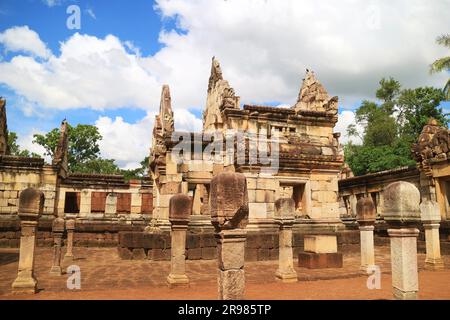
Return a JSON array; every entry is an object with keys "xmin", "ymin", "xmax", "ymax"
[
  {"xmin": 0, "ymin": 0, "xmax": 165, "ymax": 131},
  {"xmin": 0, "ymin": 0, "xmax": 449, "ymax": 168}
]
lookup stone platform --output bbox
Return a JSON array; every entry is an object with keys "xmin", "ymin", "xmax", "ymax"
[{"xmin": 1, "ymin": 246, "xmax": 449, "ymax": 298}]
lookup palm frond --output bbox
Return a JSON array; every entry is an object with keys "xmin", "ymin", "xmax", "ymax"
[
  {"xmin": 436, "ymin": 34, "xmax": 450, "ymax": 48},
  {"xmin": 444, "ymin": 78, "xmax": 450, "ymax": 101},
  {"xmin": 430, "ymin": 56, "xmax": 450, "ymax": 74}
]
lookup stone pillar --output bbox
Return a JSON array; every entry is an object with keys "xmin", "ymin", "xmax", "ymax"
[
  {"xmin": 79, "ymin": 189, "xmax": 91, "ymax": 217},
  {"xmin": 50, "ymin": 217, "xmax": 65, "ymax": 275},
  {"xmin": 211, "ymin": 172, "xmax": 249, "ymax": 300},
  {"xmin": 167, "ymin": 194, "xmax": 191, "ymax": 287},
  {"xmin": 383, "ymin": 181, "xmax": 421, "ymax": 300},
  {"xmin": 105, "ymin": 193, "xmax": 117, "ymax": 216},
  {"xmin": 356, "ymin": 197, "xmax": 376, "ymax": 270},
  {"xmin": 12, "ymin": 188, "xmax": 44, "ymax": 294},
  {"xmin": 64, "ymin": 219, "xmax": 76, "ymax": 262},
  {"xmin": 420, "ymin": 200, "xmax": 444, "ymax": 269},
  {"xmin": 274, "ymin": 198, "xmax": 297, "ymax": 282}
]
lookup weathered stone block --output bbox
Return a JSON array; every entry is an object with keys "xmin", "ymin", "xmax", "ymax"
[
  {"xmin": 169, "ymin": 193, "xmax": 191, "ymax": 223},
  {"xmin": 132, "ymin": 248, "xmax": 146, "ymax": 260},
  {"xmin": 257, "ymin": 248, "xmax": 271, "ymax": 261},
  {"xmin": 218, "ymin": 269, "xmax": 245, "ymax": 300},
  {"xmin": 201, "ymin": 247, "xmax": 217, "ymax": 260},
  {"xmin": 244, "ymin": 248, "xmax": 258, "ymax": 261},
  {"xmin": 218, "ymin": 238, "xmax": 245, "ymax": 270},
  {"xmin": 298, "ymin": 252, "xmax": 343, "ymax": 269},
  {"xmin": 200, "ymin": 234, "xmax": 216, "ymax": 247},
  {"xmin": 248, "ymin": 203, "xmax": 267, "ymax": 219},
  {"xmin": 383, "ymin": 182, "xmax": 421, "ymax": 225},
  {"xmin": 304, "ymin": 235, "xmax": 337, "ymax": 254},
  {"xmin": 186, "ymin": 234, "xmax": 201, "ymax": 249},
  {"xmin": 356, "ymin": 197, "xmax": 376, "ymax": 225},
  {"xmin": 187, "ymin": 248, "xmax": 202, "ymax": 260},
  {"xmin": 161, "ymin": 182, "xmax": 181, "ymax": 195},
  {"xmin": 210, "ymin": 172, "xmax": 248, "ymax": 230},
  {"xmin": 150, "ymin": 248, "xmax": 171, "ymax": 261}
]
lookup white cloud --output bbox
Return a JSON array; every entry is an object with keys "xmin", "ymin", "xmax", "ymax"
[
  {"xmin": 0, "ymin": 32, "xmax": 161, "ymax": 110},
  {"xmin": 95, "ymin": 109, "xmax": 202, "ymax": 169},
  {"xmin": 2, "ymin": 1, "xmax": 450, "ymax": 167},
  {"xmin": 95, "ymin": 113, "xmax": 155, "ymax": 168},
  {"xmin": 149, "ymin": 0, "xmax": 449, "ymax": 109},
  {"xmin": 42, "ymin": 0, "xmax": 61, "ymax": 7},
  {"xmin": 334, "ymin": 111, "xmax": 363, "ymax": 145},
  {"xmin": 16, "ymin": 129, "xmax": 49, "ymax": 161},
  {"xmin": 0, "ymin": 26, "xmax": 51, "ymax": 58}
]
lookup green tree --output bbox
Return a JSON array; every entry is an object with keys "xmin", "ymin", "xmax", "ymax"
[
  {"xmin": 430, "ymin": 34, "xmax": 450, "ymax": 100},
  {"xmin": 7, "ymin": 131, "xmax": 40, "ymax": 158},
  {"xmin": 73, "ymin": 158, "xmax": 121, "ymax": 175},
  {"xmin": 32, "ymin": 123, "xmax": 151, "ymax": 177},
  {"xmin": 345, "ymin": 78, "xmax": 447, "ymax": 175},
  {"xmin": 120, "ymin": 156, "xmax": 149, "ymax": 180},
  {"xmin": 376, "ymin": 77, "xmax": 401, "ymax": 113},
  {"xmin": 33, "ymin": 124, "xmax": 119, "ymax": 174},
  {"xmin": 33, "ymin": 124, "xmax": 102, "ymax": 170},
  {"xmin": 397, "ymin": 87, "xmax": 447, "ymax": 138}
]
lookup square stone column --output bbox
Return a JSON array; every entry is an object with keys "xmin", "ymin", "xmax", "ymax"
[
  {"xmin": 167, "ymin": 194, "xmax": 191, "ymax": 287},
  {"xmin": 211, "ymin": 172, "xmax": 249, "ymax": 300},
  {"xmin": 359, "ymin": 226, "xmax": 375, "ymax": 269},
  {"xmin": 356, "ymin": 197, "xmax": 376, "ymax": 271},
  {"xmin": 383, "ymin": 181, "xmax": 421, "ymax": 300},
  {"xmin": 79, "ymin": 189, "xmax": 91, "ymax": 217},
  {"xmin": 299, "ymin": 234, "xmax": 343, "ymax": 269},
  {"xmin": 50, "ymin": 217, "xmax": 65, "ymax": 275},
  {"xmin": 420, "ymin": 200, "xmax": 444, "ymax": 270},
  {"xmin": 274, "ymin": 198, "xmax": 297, "ymax": 282},
  {"xmin": 105, "ymin": 193, "xmax": 117, "ymax": 216},
  {"xmin": 64, "ymin": 219, "xmax": 76, "ymax": 263},
  {"xmin": 388, "ymin": 228, "xmax": 420, "ymax": 300},
  {"xmin": 12, "ymin": 188, "xmax": 44, "ymax": 295},
  {"xmin": 216, "ymin": 229, "xmax": 247, "ymax": 300}
]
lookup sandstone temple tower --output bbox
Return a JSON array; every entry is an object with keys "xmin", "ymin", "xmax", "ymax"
[{"xmin": 149, "ymin": 57, "xmax": 344, "ymax": 234}]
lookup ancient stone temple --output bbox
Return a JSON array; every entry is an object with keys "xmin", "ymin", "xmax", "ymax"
[
  {"xmin": 143, "ymin": 57, "xmax": 345, "ymax": 259},
  {"xmin": 337, "ymin": 118, "xmax": 450, "ymax": 240},
  {"xmin": 412, "ymin": 118, "xmax": 450, "ymax": 219}
]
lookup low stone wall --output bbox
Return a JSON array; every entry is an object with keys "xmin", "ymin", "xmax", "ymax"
[
  {"xmin": 0, "ymin": 218, "xmax": 146, "ymax": 248},
  {"xmin": 117, "ymin": 230, "xmax": 364, "ymax": 261}
]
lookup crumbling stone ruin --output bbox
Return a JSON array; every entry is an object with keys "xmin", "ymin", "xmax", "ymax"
[{"xmin": 0, "ymin": 57, "xmax": 448, "ymax": 266}]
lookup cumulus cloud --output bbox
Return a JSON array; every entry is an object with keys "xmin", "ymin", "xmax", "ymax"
[
  {"xmin": 0, "ymin": 32, "xmax": 161, "ymax": 110},
  {"xmin": 334, "ymin": 111, "xmax": 363, "ymax": 145},
  {"xmin": 2, "ymin": 0, "xmax": 449, "ymax": 167},
  {"xmin": 17, "ymin": 129, "xmax": 49, "ymax": 161},
  {"xmin": 95, "ymin": 113, "xmax": 155, "ymax": 169},
  {"xmin": 41, "ymin": 0, "xmax": 61, "ymax": 7},
  {"xmin": 150, "ymin": 0, "xmax": 449, "ymax": 108},
  {"xmin": 94, "ymin": 108, "xmax": 202, "ymax": 168},
  {"xmin": 0, "ymin": 26, "xmax": 51, "ymax": 58}
]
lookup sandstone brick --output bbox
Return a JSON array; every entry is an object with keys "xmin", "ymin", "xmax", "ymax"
[
  {"xmin": 187, "ymin": 248, "xmax": 202, "ymax": 260},
  {"xmin": 201, "ymin": 247, "xmax": 217, "ymax": 260},
  {"xmin": 244, "ymin": 248, "xmax": 258, "ymax": 261},
  {"xmin": 256, "ymin": 178, "xmax": 278, "ymax": 190},
  {"xmin": 248, "ymin": 203, "xmax": 267, "ymax": 219},
  {"xmin": 117, "ymin": 246, "xmax": 131, "ymax": 259}
]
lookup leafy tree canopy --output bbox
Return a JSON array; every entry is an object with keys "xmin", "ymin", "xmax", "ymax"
[
  {"xmin": 7, "ymin": 131, "xmax": 40, "ymax": 158},
  {"xmin": 32, "ymin": 124, "xmax": 148, "ymax": 179},
  {"xmin": 345, "ymin": 78, "xmax": 448, "ymax": 176}
]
